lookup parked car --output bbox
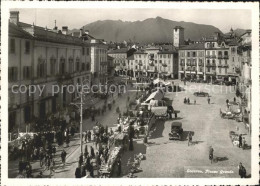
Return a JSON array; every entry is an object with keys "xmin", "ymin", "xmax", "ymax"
[
  {"xmin": 169, "ymin": 122, "xmax": 183, "ymax": 140},
  {"xmin": 193, "ymin": 91, "xmax": 209, "ymax": 97}
]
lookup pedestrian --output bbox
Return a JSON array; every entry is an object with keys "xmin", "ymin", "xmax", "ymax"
[
  {"xmin": 79, "ymin": 153, "xmax": 84, "ymax": 166},
  {"xmin": 194, "ymin": 99, "xmax": 196, "ymax": 105},
  {"xmin": 81, "ymin": 165, "xmax": 86, "ymax": 177},
  {"xmin": 91, "ymin": 112, "xmax": 95, "ymax": 122},
  {"xmin": 91, "ymin": 146, "xmax": 95, "ymax": 158},
  {"xmin": 207, "ymin": 97, "xmax": 210, "ymax": 104},
  {"xmin": 242, "ymin": 137, "xmax": 246, "ymax": 150},
  {"xmin": 84, "ymin": 145, "xmax": 88, "ymax": 159},
  {"xmin": 234, "ymin": 97, "xmax": 236, "ymax": 103},
  {"xmin": 88, "ymin": 130, "xmax": 92, "ymax": 142},
  {"xmin": 187, "ymin": 98, "xmax": 190, "ymax": 105},
  {"xmin": 239, "ymin": 134, "xmax": 242, "ymax": 148},
  {"xmin": 188, "ymin": 132, "xmax": 192, "ymax": 146},
  {"xmin": 25, "ymin": 162, "xmax": 32, "ymax": 178},
  {"xmin": 66, "ymin": 134, "xmax": 70, "ymax": 147},
  {"xmin": 226, "ymin": 99, "xmax": 229, "ymax": 105},
  {"xmin": 184, "ymin": 97, "xmax": 187, "ymax": 104},
  {"xmin": 49, "ymin": 159, "xmax": 55, "ymax": 176},
  {"xmin": 167, "ymin": 105, "xmax": 173, "ymax": 119},
  {"xmin": 52, "ymin": 146, "xmax": 56, "ymax": 157},
  {"xmin": 238, "ymin": 162, "xmax": 247, "ymax": 178},
  {"xmin": 117, "ymin": 158, "xmax": 122, "ymax": 177},
  {"xmin": 209, "ymin": 146, "xmax": 214, "ymax": 163},
  {"xmin": 85, "ymin": 131, "xmax": 88, "ymax": 142},
  {"xmin": 61, "ymin": 149, "xmax": 67, "ymax": 167},
  {"xmin": 75, "ymin": 164, "xmax": 82, "ymax": 178},
  {"xmin": 129, "ymin": 138, "xmax": 134, "ymax": 151}
]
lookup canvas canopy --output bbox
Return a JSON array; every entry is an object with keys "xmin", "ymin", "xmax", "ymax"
[{"xmin": 144, "ymin": 90, "xmax": 164, "ymax": 103}]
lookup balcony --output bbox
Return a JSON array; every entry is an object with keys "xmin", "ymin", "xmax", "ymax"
[
  {"xmin": 162, "ymin": 63, "xmax": 167, "ymax": 67},
  {"xmin": 222, "ymin": 64, "xmax": 229, "ymax": 68},
  {"xmin": 206, "ymin": 55, "xmax": 216, "ymax": 58},
  {"xmin": 138, "ymin": 62, "xmax": 143, "ymax": 66},
  {"xmin": 217, "ymin": 55, "xmax": 223, "ymax": 59},
  {"xmin": 198, "ymin": 62, "xmax": 203, "ymax": 66},
  {"xmin": 206, "ymin": 63, "xmax": 216, "ymax": 67},
  {"xmin": 223, "ymin": 55, "xmax": 229, "ymax": 59}
]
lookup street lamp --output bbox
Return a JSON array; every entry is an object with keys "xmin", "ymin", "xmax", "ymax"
[{"xmin": 70, "ymin": 79, "xmax": 90, "ymax": 154}]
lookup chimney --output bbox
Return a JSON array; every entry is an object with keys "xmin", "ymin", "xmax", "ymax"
[
  {"xmin": 79, "ymin": 28, "xmax": 83, "ymax": 37},
  {"xmin": 62, "ymin": 26, "xmax": 68, "ymax": 35},
  {"xmin": 10, "ymin": 11, "xmax": 19, "ymax": 25},
  {"xmin": 85, "ymin": 30, "xmax": 89, "ymax": 35}
]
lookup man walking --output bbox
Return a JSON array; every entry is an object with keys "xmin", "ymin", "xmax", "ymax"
[
  {"xmin": 207, "ymin": 97, "xmax": 210, "ymax": 104},
  {"xmin": 61, "ymin": 149, "xmax": 67, "ymax": 167},
  {"xmin": 239, "ymin": 134, "xmax": 242, "ymax": 148},
  {"xmin": 188, "ymin": 132, "xmax": 192, "ymax": 146},
  {"xmin": 238, "ymin": 162, "xmax": 247, "ymax": 178}
]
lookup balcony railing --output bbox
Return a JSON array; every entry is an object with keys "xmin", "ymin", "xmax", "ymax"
[
  {"xmin": 223, "ymin": 55, "xmax": 229, "ymax": 59},
  {"xmin": 162, "ymin": 63, "xmax": 167, "ymax": 67},
  {"xmin": 180, "ymin": 63, "xmax": 185, "ymax": 66},
  {"xmin": 206, "ymin": 55, "xmax": 216, "ymax": 58},
  {"xmin": 222, "ymin": 64, "xmax": 229, "ymax": 68}
]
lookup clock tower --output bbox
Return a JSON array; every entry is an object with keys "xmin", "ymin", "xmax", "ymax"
[{"xmin": 173, "ymin": 26, "xmax": 184, "ymax": 48}]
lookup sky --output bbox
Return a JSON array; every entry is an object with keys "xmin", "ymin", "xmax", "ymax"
[{"xmin": 12, "ymin": 9, "xmax": 251, "ymax": 33}]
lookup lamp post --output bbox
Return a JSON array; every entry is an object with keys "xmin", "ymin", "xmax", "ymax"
[{"xmin": 70, "ymin": 79, "xmax": 90, "ymax": 154}]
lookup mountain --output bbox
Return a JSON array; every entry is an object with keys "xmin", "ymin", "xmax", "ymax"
[
  {"xmin": 70, "ymin": 16, "xmax": 222, "ymax": 43},
  {"xmin": 232, "ymin": 28, "xmax": 247, "ymax": 37}
]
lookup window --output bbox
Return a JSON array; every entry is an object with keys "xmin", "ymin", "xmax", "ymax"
[
  {"xmin": 23, "ymin": 66, "xmax": 31, "ymax": 80},
  {"xmin": 208, "ymin": 67, "xmax": 210, "ymax": 72},
  {"xmin": 231, "ymin": 47, "xmax": 236, "ymax": 54},
  {"xmin": 50, "ymin": 57, "xmax": 57, "ymax": 75},
  {"xmin": 68, "ymin": 58, "xmax": 74, "ymax": 73},
  {"xmin": 225, "ymin": 68, "xmax": 227, "ymax": 74},
  {"xmin": 10, "ymin": 38, "xmax": 15, "ymax": 53},
  {"xmin": 86, "ymin": 63, "xmax": 90, "ymax": 71},
  {"xmin": 168, "ymin": 54, "xmax": 171, "ymax": 58},
  {"xmin": 207, "ymin": 51, "xmax": 210, "ymax": 55},
  {"xmin": 232, "ymin": 57, "xmax": 234, "ymax": 62},
  {"xmin": 76, "ymin": 58, "xmax": 80, "ymax": 71},
  {"xmin": 187, "ymin": 52, "xmax": 190, "ymax": 57},
  {"xmin": 224, "ymin": 51, "xmax": 228, "ymax": 56},
  {"xmin": 218, "ymin": 51, "xmax": 222, "ymax": 57},
  {"xmin": 25, "ymin": 41, "xmax": 30, "ymax": 54},
  {"xmin": 212, "ymin": 51, "xmax": 215, "ymax": 55},
  {"xmin": 82, "ymin": 47, "xmax": 85, "ymax": 55},
  {"xmin": 37, "ymin": 58, "xmax": 46, "ymax": 78},
  {"xmin": 219, "ymin": 60, "xmax": 221, "ymax": 65},
  {"xmin": 192, "ymin": 52, "xmax": 196, "ymax": 57},
  {"xmin": 86, "ymin": 48, "xmax": 90, "ymax": 55},
  {"xmin": 139, "ymin": 55, "xmax": 141, "ymax": 58},
  {"xmin": 59, "ymin": 58, "xmax": 66, "ymax": 75},
  {"xmin": 82, "ymin": 63, "xmax": 85, "ymax": 71},
  {"xmin": 8, "ymin": 67, "xmax": 18, "ymax": 82},
  {"xmin": 163, "ymin": 54, "xmax": 166, "ymax": 58},
  {"xmin": 219, "ymin": 68, "xmax": 221, "ymax": 73},
  {"xmin": 225, "ymin": 60, "xmax": 228, "ymax": 65}
]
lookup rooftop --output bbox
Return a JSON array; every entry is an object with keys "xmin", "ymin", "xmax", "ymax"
[
  {"xmin": 179, "ymin": 43, "xmax": 205, "ymax": 50},
  {"xmin": 107, "ymin": 48, "xmax": 129, "ymax": 54}
]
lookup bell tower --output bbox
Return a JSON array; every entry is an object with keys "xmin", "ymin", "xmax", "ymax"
[{"xmin": 173, "ymin": 26, "xmax": 184, "ymax": 48}]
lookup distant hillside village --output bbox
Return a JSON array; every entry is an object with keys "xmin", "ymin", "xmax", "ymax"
[{"xmin": 8, "ymin": 11, "xmax": 251, "ymax": 133}]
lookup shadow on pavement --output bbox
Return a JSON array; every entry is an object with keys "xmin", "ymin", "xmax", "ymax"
[
  {"xmin": 190, "ymin": 140, "xmax": 204, "ymax": 145},
  {"xmin": 149, "ymin": 120, "xmax": 165, "ymax": 139},
  {"xmin": 214, "ymin": 156, "xmax": 229, "ymax": 162}
]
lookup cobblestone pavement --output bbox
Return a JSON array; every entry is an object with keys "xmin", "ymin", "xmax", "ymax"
[{"xmin": 122, "ymin": 81, "xmax": 251, "ymax": 178}]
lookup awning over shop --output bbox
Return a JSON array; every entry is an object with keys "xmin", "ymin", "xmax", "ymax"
[{"xmin": 144, "ymin": 90, "xmax": 164, "ymax": 103}]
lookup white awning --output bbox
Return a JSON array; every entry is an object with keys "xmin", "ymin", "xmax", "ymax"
[{"xmin": 144, "ymin": 90, "xmax": 164, "ymax": 103}]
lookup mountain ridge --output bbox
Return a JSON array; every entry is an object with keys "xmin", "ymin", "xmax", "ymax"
[{"xmin": 69, "ymin": 17, "xmax": 244, "ymax": 43}]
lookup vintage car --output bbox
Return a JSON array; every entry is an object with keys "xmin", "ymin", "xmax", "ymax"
[
  {"xmin": 169, "ymin": 122, "xmax": 183, "ymax": 140},
  {"xmin": 193, "ymin": 91, "xmax": 209, "ymax": 97}
]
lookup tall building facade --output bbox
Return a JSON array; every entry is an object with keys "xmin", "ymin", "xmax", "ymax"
[
  {"xmin": 8, "ymin": 11, "xmax": 93, "ymax": 132},
  {"xmin": 178, "ymin": 31, "xmax": 241, "ymax": 83}
]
